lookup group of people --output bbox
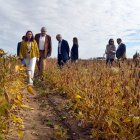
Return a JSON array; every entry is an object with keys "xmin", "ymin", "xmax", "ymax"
[
  {"xmin": 17, "ymin": 27, "xmax": 79, "ymax": 85},
  {"xmin": 17, "ymin": 26, "xmax": 127, "ymax": 85},
  {"xmin": 105, "ymin": 38, "xmax": 126, "ymax": 65}
]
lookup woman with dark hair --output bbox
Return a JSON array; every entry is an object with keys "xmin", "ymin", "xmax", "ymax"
[
  {"xmin": 105, "ymin": 39, "xmax": 116, "ymax": 66},
  {"xmin": 20, "ymin": 30, "xmax": 39, "ymax": 85},
  {"xmin": 71, "ymin": 37, "xmax": 79, "ymax": 62}
]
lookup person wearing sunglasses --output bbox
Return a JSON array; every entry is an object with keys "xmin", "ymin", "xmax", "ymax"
[{"xmin": 105, "ymin": 39, "xmax": 116, "ymax": 66}]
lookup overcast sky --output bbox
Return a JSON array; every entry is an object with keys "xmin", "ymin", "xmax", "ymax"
[{"xmin": 0, "ymin": 0, "xmax": 140, "ymax": 58}]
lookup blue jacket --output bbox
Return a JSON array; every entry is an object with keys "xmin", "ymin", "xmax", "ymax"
[
  {"xmin": 116, "ymin": 43, "xmax": 126, "ymax": 59},
  {"xmin": 58, "ymin": 40, "xmax": 70, "ymax": 61}
]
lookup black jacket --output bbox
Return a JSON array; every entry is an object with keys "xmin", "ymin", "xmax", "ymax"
[
  {"xmin": 71, "ymin": 44, "xmax": 78, "ymax": 61},
  {"xmin": 17, "ymin": 42, "xmax": 21, "ymax": 56}
]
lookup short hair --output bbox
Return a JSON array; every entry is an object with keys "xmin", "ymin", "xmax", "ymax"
[
  {"xmin": 25, "ymin": 30, "xmax": 34, "ymax": 42},
  {"xmin": 56, "ymin": 34, "xmax": 62, "ymax": 38},
  {"xmin": 41, "ymin": 27, "xmax": 47, "ymax": 32},
  {"xmin": 117, "ymin": 38, "xmax": 122, "ymax": 42},
  {"xmin": 22, "ymin": 35, "xmax": 26, "ymax": 40}
]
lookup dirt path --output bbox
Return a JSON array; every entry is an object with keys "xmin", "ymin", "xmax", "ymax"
[
  {"xmin": 6, "ymin": 90, "xmax": 55, "ymax": 140},
  {"xmin": 7, "ymin": 84, "xmax": 93, "ymax": 140},
  {"xmin": 22, "ymin": 92, "xmax": 54, "ymax": 140},
  {"xmin": 47, "ymin": 93, "xmax": 93, "ymax": 140}
]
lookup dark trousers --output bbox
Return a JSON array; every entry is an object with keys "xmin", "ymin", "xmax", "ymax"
[
  {"xmin": 58, "ymin": 55, "xmax": 67, "ymax": 68},
  {"xmin": 106, "ymin": 58, "xmax": 114, "ymax": 65}
]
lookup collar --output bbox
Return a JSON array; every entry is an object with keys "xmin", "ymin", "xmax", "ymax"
[
  {"xmin": 118, "ymin": 43, "xmax": 122, "ymax": 46},
  {"xmin": 40, "ymin": 34, "xmax": 46, "ymax": 37},
  {"xmin": 59, "ymin": 39, "xmax": 63, "ymax": 43}
]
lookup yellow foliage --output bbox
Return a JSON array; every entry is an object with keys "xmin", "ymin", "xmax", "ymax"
[
  {"xmin": 16, "ymin": 94, "xmax": 22, "ymax": 102},
  {"xmin": 0, "ymin": 51, "xmax": 30, "ymax": 138},
  {"xmin": 106, "ymin": 118, "xmax": 112, "ymax": 127},
  {"xmin": 18, "ymin": 131, "xmax": 24, "ymax": 138},
  {"xmin": 123, "ymin": 118, "xmax": 131, "ymax": 123},
  {"xmin": 14, "ymin": 99, "xmax": 22, "ymax": 105},
  {"xmin": 74, "ymin": 94, "xmax": 82, "ymax": 99},
  {"xmin": 110, "ymin": 67, "xmax": 119, "ymax": 75},
  {"xmin": 0, "ymin": 49, "xmax": 5, "ymax": 55},
  {"xmin": 19, "ymin": 67, "xmax": 26, "ymax": 71},
  {"xmin": 27, "ymin": 85, "xmax": 35, "ymax": 95},
  {"xmin": 15, "ymin": 65, "xmax": 20, "ymax": 72},
  {"xmin": 21, "ymin": 104, "xmax": 34, "ymax": 110},
  {"xmin": 0, "ymin": 96, "xmax": 6, "ymax": 105},
  {"xmin": 0, "ymin": 51, "xmax": 140, "ymax": 139},
  {"xmin": 133, "ymin": 116, "xmax": 140, "ymax": 128},
  {"xmin": 43, "ymin": 59, "xmax": 140, "ymax": 139},
  {"xmin": 11, "ymin": 115, "xmax": 23, "ymax": 124}
]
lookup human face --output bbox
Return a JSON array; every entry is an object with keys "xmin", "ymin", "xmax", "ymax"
[
  {"xmin": 110, "ymin": 40, "xmax": 114, "ymax": 45},
  {"xmin": 117, "ymin": 39, "xmax": 121, "ymax": 45},
  {"xmin": 56, "ymin": 35, "xmax": 62, "ymax": 42},
  {"xmin": 41, "ymin": 30, "xmax": 46, "ymax": 36},
  {"xmin": 27, "ymin": 32, "xmax": 33, "ymax": 41}
]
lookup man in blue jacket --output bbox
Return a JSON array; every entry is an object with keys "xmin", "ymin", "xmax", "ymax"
[
  {"xmin": 56, "ymin": 34, "xmax": 70, "ymax": 67},
  {"xmin": 116, "ymin": 38, "xmax": 126, "ymax": 60}
]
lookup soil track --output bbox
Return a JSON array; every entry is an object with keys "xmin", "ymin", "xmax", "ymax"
[{"xmin": 7, "ymin": 83, "xmax": 93, "ymax": 140}]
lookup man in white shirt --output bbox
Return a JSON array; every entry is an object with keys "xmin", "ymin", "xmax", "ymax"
[
  {"xmin": 39, "ymin": 34, "xmax": 46, "ymax": 50},
  {"xmin": 35, "ymin": 27, "xmax": 52, "ymax": 74}
]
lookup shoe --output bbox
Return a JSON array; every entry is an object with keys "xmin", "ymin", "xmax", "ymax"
[{"xmin": 28, "ymin": 78, "xmax": 33, "ymax": 85}]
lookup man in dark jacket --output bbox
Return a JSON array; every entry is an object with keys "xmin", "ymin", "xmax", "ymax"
[
  {"xmin": 17, "ymin": 36, "xmax": 25, "ymax": 56},
  {"xmin": 17, "ymin": 35, "xmax": 25, "ymax": 64},
  {"xmin": 35, "ymin": 27, "xmax": 52, "ymax": 74},
  {"xmin": 116, "ymin": 38, "xmax": 126, "ymax": 60},
  {"xmin": 56, "ymin": 34, "xmax": 70, "ymax": 67}
]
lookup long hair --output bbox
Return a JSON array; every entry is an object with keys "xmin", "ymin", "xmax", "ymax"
[
  {"xmin": 108, "ymin": 38, "xmax": 114, "ymax": 45},
  {"xmin": 73, "ymin": 37, "xmax": 78, "ymax": 46},
  {"xmin": 25, "ymin": 30, "xmax": 34, "ymax": 42}
]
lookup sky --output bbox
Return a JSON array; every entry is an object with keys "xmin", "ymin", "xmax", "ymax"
[{"xmin": 0, "ymin": 0, "xmax": 140, "ymax": 59}]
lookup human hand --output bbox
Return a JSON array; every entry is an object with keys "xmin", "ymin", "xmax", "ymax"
[
  {"xmin": 37, "ymin": 58, "xmax": 39, "ymax": 61},
  {"xmin": 18, "ymin": 57, "xmax": 23, "ymax": 60},
  {"xmin": 47, "ymin": 53, "xmax": 51, "ymax": 57}
]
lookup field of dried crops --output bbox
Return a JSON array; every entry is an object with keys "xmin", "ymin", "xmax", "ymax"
[
  {"xmin": 43, "ymin": 59, "xmax": 140, "ymax": 139},
  {"xmin": 0, "ymin": 52, "xmax": 35, "ymax": 140},
  {"xmin": 0, "ymin": 49, "xmax": 140, "ymax": 139}
]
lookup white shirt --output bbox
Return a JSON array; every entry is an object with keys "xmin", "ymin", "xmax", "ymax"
[
  {"xmin": 58, "ymin": 41, "xmax": 62, "ymax": 54},
  {"xmin": 27, "ymin": 42, "xmax": 31, "ymax": 52},
  {"xmin": 117, "ymin": 43, "xmax": 122, "ymax": 49},
  {"xmin": 27, "ymin": 42, "xmax": 31, "ymax": 58},
  {"xmin": 39, "ymin": 35, "xmax": 46, "ymax": 50}
]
